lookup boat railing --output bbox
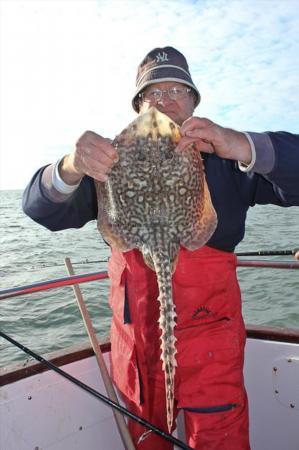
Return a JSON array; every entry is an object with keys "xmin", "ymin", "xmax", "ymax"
[
  {"xmin": 0, "ymin": 259, "xmax": 298, "ymax": 301},
  {"xmin": 0, "ymin": 270, "xmax": 109, "ymax": 300},
  {"xmin": 1, "ymin": 258, "xmax": 299, "ymax": 385}
]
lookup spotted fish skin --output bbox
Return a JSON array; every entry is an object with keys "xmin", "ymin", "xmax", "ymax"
[{"xmin": 95, "ymin": 107, "xmax": 217, "ymax": 432}]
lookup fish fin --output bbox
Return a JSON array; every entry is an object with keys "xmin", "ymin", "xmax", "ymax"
[
  {"xmin": 142, "ymin": 251, "xmax": 155, "ymax": 272},
  {"xmin": 95, "ymin": 180, "xmax": 133, "ymax": 252},
  {"xmin": 181, "ymin": 178, "xmax": 218, "ymax": 250},
  {"xmin": 142, "ymin": 244, "xmax": 179, "ymax": 273}
]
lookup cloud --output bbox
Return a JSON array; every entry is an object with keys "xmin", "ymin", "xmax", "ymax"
[{"xmin": 1, "ymin": 0, "xmax": 299, "ymax": 189}]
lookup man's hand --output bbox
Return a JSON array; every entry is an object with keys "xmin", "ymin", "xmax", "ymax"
[
  {"xmin": 177, "ymin": 117, "xmax": 252, "ymax": 165},
  {"xmin": 59, "ymin": 131, "xmax": 119, "ymax": 184}
]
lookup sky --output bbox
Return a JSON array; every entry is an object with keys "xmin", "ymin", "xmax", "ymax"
[{"xmin": 0, "ymin": 0, "xmax": 299, "ymax": 190}]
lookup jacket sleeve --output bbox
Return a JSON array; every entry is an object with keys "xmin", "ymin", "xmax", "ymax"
[
  {"xmin": 241, "ymin": 132, "xmax": 299, "ymax": 207},
  {"xmin": 22, "ymin": 165, "xmax": 98, "ymax": 231}
]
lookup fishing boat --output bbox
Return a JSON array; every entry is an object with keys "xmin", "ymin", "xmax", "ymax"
[{"xmin": 1, "ymin": 257, "xmax": 299, "ymax": 450}]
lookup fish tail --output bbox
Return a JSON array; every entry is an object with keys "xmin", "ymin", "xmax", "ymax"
[{"xmin": 153, "ymin": 249, "xmax": 177, "ymax": 434}]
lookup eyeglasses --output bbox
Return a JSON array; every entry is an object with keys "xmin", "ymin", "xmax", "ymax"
[{"xmin": 140, "ymin": 86, "xmax": 192, "ymax": 103}]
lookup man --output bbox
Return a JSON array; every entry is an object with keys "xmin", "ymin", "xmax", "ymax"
[{"xmin": 23, "ymin": 47, "xmax": 299, "ymax": 449}]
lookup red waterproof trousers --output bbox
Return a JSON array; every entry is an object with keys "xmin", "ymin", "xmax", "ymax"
[{"xmin": 108, "ymin": 246, "xmax": 250, "ymax": 450}]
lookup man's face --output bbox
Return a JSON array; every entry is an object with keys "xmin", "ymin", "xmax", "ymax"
[{"xmin": 139, "ymin": 81, "xmax": 195, "ymax": 125}]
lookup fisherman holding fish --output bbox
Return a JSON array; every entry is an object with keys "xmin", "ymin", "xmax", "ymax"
[{"xmin": 23, "ymin": 47, "xmax": 299, "ymax": 450}]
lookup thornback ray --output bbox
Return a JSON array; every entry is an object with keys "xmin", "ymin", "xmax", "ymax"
[{"xmin": 95, "ymin": 106, "xmax": 217, "ymax": 433}]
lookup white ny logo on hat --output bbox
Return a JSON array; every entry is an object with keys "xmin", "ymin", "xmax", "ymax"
[{"xmin": 156, "ymin": 52, "xmax": 169, "ymax": 63}]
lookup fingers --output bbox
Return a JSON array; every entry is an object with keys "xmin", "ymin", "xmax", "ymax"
[
  {"xmin": 74, "ymin": 131, "xmax": 119, "ymax": 182},
  {"xmin": 176, "ymin": 117, "xmax": 216, "ymax": 153},
  {"xmin": 179, "ymin": 118, "xmax": 252, "ymax": 163},
  {"xmin": 176, "ymin": 136, "xmax": 215, "ymax": 153},
  {"xmin": 180, "ymin": 116, "xmax": 214, "ymax": 135}
]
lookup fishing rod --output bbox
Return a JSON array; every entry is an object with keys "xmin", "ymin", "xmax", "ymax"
[
  {"xmin": 0, "ymin": 330, "xmax": 193, "ymax": 450},
  {"xmin": 36, "ymin": 259, "xmax": 108, "ymax": 269},
  {"xmin": 236, "ymin": 248, "xmax": 299, "ymax": 257},
  {"xmin": 6, "ymin": 246, "xmax": 299, "ymax": 274},
  {"xmin": 9, "ymin": 259, "xmax": 109, "ymax": 271},
  {"xmin": 21, "ymin": 248, "xmax": 299, "ymax": 270}
]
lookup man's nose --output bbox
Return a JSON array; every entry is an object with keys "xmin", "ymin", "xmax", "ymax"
[{"xmin": 157, "ymin": 91, "xmax": 172, "ymax": 105}]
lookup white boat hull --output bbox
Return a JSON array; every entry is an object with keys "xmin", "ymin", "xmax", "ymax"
[
  {"xmin": 245, "ymin": 337, "xmax": 299, "ymax": 450},
  {"xmin": 1, "ymin": 331, "xmax": 299, "ymax": 449}
]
